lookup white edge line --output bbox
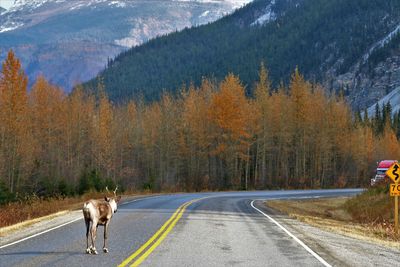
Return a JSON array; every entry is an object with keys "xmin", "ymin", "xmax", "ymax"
[
  {"xmin": 250, "ymin": 200, "xmax": 332, "ymax": 267},
  {"xmin": 0, "ymin": 217, "xmax": 82, "ymax": 250},
  {"xmin": 0, "ymin": 195, "xmax": 160, "ymax": 250}
]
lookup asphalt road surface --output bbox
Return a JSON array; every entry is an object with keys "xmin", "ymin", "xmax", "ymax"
[{"xmin": 0, "ymin": 189, "xmax": 381, "ymax": 267}]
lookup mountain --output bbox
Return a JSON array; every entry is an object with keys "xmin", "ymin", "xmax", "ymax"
[
  {"xmin": 82, "ymin": 0, "xmax": 400, "ymax": 110},
  {"xmin": 0, "ymin": 0, "xmax": 252, "ymax": 91}
]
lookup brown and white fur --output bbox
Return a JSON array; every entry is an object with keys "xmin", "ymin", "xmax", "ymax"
[{"xmin": 82, "ymin": 186, "xmax": 121, "ymax": 254}]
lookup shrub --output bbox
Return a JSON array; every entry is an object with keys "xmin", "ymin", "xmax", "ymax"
[{"xmin": 344, "ymin": 185, "xmax": 392, "ymax": 223}]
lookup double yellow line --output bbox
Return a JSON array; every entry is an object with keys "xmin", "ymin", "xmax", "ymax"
[{"xmin": 118, "ymin": 199, "xmax": 198, "ymax": 267}]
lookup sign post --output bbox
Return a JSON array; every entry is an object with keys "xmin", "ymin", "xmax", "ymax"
[
  {"xmin": 386, "ymin": 162, "xmax": 400, "ymax": 235},
  {"xmin": 396, "ymin": 188, "xmax": 399, "ymax": 235}
]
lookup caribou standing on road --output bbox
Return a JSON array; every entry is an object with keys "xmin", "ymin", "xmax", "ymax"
[{"xmin": 82, "ymin": 186, "xmax": 121, "ymax": 254}]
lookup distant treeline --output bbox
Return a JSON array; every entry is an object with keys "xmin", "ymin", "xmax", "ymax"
[{"xmin": 1, "ymin": 51, "xmax": 400, "ymax": 203}]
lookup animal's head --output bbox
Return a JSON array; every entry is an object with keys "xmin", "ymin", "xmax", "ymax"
[{"xmin": 105, "ymin": 186, "xmax": 121, "ymax": 213}]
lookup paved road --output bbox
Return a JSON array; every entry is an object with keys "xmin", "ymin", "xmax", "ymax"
[{"xmin": 0, "ymin": 189, "xmax": 365, "ymax": 266}]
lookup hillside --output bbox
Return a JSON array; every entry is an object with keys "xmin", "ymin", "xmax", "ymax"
[
  {"xmin": 0, "ymin": 0, "xmax": 251, "ymax": 91},
  {"xmin": 83, "ymin": 0, "xmax": 400, "ymax": 110}
]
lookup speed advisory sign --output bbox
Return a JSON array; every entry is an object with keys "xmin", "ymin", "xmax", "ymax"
[{"xmin": 390, "ymin": 183, "xmax": 400, "ymax": 196}]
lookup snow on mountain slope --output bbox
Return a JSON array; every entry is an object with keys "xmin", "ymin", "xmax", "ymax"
[
  {"xmin": 363, "ymin": 23, "xmax": 400, "ymax": 63},
  {"xmin": 173, "ymin": 0, "xmax": 250, "ymax": 8},
  {"xmin": 367, "ymin": 86, "xmax": 400, "ymax": 117},
  {"xmin": 251, "ymin": 0, "xmax": 276, "ymax": 26},
  {"xmin": 0, "ymin": 0, "xmax": 253, "ymax": 91},
  {"xmin": 0, "ymin": 21, "xmax": 22, "ymax": 33}
]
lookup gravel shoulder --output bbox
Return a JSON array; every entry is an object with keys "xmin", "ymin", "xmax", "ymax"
[{"xmin": 262, "ymin": 199, "xmax": 400, "ymax": 267}]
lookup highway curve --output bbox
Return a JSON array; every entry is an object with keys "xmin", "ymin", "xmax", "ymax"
[{"xmin": 2, "ymin": 189, "xmax": 394, "ymax": 267}]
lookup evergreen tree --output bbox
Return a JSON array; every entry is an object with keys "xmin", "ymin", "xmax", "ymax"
[
  {"xmin": 385, "ymin": 102, "xmax": 392, "ymax": 124},
  {"xmin": 374, "ymin": 103, "xmax": 382, "ymax": 135},
  {"xmin": 363, "ymin": 108, "xmax": 369, "ymax": 126},
  {"xmin": 395, "ymin": 111, "xmax": 400, "ymax": 139},
  {"xmin": 354, "ymin": 109, "xmax": 362, "ymax": 126}
]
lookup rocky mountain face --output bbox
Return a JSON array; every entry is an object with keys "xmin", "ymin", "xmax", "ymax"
[
  {"xmin": 0, "ymin": 0, "xmax": 252, "ymax": 91},
  {"xmin": 325, "ymin": 25, "xmax": 400, "ymax": 111}
]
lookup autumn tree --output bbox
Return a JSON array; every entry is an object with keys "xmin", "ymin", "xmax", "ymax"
[
  {"xmin": 30, "ymin": 75, "xmax": 66, "ymax": 192},
  {"xmin": 180, "ymin": 80, "xmax": 215, "ymax": 190},
  {"xmin": 113, "ymin": 101, "xmax": 138, "ymax": 188},
  {"xmin": 0, "ymin": 50, "xmax": 32, "ymax": 193},
  {"xmin": 208, "ymin": 73, "xmax": 252, "ymax": 188},
  {"xmin": 63, "ymin": 85, "xmax": 96, "ymax": 189},
  {"xmin": 141, "ymin": 101, "xmax": 162, "ymax": 190},
  {"xmin": 95, "ymin": 89, "xmax": 113, "ymax": 179},
  {"xmin": 254, "ymin": 63, "xmax": 271, "ymax": 187},
  {"xmin": 288, "ymin": 68, "xmax": 312, "ymax": 185}
]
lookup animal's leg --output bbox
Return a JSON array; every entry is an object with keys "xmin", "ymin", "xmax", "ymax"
[
  {"xmin": 90, "ymin": 220, "xmax": 98, "ymax": 255},
  {"xmin": 103, "ymin": 222, "xmax": 109, "ymax": 253},
  {"xmin": 85, "ymin": 219, "xmax": 91, "ymax": 254}
]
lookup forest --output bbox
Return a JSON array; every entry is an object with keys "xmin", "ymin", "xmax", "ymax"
[{"xmin": 1, "ymin": 50, "xmax": 400, "ymax": 203}]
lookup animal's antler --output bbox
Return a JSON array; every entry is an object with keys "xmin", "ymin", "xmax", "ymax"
[
  {"xmin": 113, "ymin": 185, "xmax": 118, "ymax": 197},
  {"xmin": 105, "ymin": 186, "xmax": 110, "ymax": 194}
]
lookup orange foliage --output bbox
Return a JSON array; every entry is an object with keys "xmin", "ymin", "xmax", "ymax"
[
  {"xmin": 208, "ymin": 74, "xmax": 251, "ymax": 158},
  {"xmin": 0, "ymin": 50, "xmax": 32, "ymax": 193},
  {"xmin": 1, "ymin": 51, "xmax": 400, "ymax": 195}
]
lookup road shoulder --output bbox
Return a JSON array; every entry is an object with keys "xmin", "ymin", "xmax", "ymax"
[{"xmin": 254, "ymin": 200, "xmax": 399, "ymax": 267}]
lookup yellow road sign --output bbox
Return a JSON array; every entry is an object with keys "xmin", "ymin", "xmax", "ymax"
[
  {"xmin": 391, "ymin": 183, "xmax": 400, "ymax": 196},
  {"xmin": 386, "ymin": 162, "xmax": 400, "ymax": 183}
]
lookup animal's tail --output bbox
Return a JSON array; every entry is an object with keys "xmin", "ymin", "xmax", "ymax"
[{"xmin": 82, "ymin": 201, "xmax": 91, "ymax": 217}]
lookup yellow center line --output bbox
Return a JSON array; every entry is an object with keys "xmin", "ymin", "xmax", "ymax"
[
  {"xmin": 118, "ymin": 202, "xmax": 188, "ymax": 267},
  {"xmin": 129, "ymin": 200, "xmax": 194, "ymax": 267},
  {"xmin": 118, "ymin": 199, "xmax": 197, "ymax": 267}
]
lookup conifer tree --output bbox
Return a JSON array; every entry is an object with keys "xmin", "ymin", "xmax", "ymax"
[
  {"xmin": 363, "ymin": 108, "xmax": 369, "ymax": 126},
  {"xmin": 354, "ymin": 109, "xmax": 362, "ymax": 126},
  {"xmin": 374, "ymin": 103, "xmax": 382, "ymax": 135}
]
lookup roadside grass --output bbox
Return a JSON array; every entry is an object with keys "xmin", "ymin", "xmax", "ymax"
[
  {"xmin": 266, "ymin": 187, "xmax": 400, "ymax": 247},
  {"xmin": 344, "ymin": 186, "xmax": 392, "ymax": 223},
  {"xmin": 0, "ymin": 190, "xmax": 151, "ymax": 229}
]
